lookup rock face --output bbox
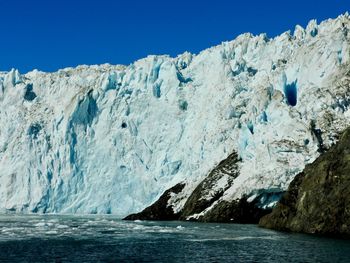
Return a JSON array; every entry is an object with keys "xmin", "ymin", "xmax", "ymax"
[
  {"xmin": 260, "ymin": 127, "xmax": 350, "ymax": 237},
  {"xmin": 179, "ymin": 152, "xmax": 241, "ymax": 220},
  {"xmin": 125, "ymin": 151, "xmax": 283, "ymax": 223},
  {"xmin": 177, "ymin": 151, "xmax": 283, "ymax": 223},
  {"xmin": 124, "ymin": 183, "xmax": 185, "ymax": 221},
  {"xmin": 0, "ymin": 14, "xmax": 350, "ymax": 217}
]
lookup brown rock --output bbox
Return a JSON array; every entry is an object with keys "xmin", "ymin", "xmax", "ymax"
[
  {"xmin": 123, "ymin": 183, "xmax": 185, "ymax": 221},
  {"xmin": 260, "ymin": 127, "xmax": 350, "ymax": 237}
]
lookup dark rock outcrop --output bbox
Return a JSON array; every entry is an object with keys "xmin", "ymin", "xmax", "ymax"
[
  {"xmin": 191, "ymin": 195, "xmax": 272, "ymax": 223},
  {"xmin": 124, "ymin": 151, "xmax": 276, "ymax": 223},
  {"xmin": 180, "ymin": 152, "xmax": 240, "ymax": 220},
  {"xmin": 123, "ymin": 183, "xmax": 185, "ymax": 221},
  {"xmin": 260, "ymin": 127, "xmax": 350, "ymax": 237}
]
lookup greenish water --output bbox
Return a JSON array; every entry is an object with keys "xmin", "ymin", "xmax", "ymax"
[{"xmin": 0, "ymin": 215, "xmax": 348, "ymax": 262}]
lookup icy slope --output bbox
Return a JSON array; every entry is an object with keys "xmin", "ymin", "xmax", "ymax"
[{"xmin": 0, "ymin": 14, "xmax": 350, "ymax": 217}]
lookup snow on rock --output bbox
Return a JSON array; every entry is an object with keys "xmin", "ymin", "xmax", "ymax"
[{"xmin": 0, "ymin": 14, "xmax": 350, "ymax": 217}]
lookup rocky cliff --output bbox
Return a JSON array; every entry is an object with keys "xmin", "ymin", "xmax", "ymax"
[{"xmin": 259, "ymin": 127, "xmax": 350, "ymax": 237}]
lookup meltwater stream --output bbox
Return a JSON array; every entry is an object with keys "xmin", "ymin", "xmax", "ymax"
[{"xmin": 0, "ymin": 215, "xmax": 349, "ymax": 262}]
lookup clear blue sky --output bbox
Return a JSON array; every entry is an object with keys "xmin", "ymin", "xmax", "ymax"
[{"xmin": 0, "ymin": 0, "xmax": 348, "ymax": 73}]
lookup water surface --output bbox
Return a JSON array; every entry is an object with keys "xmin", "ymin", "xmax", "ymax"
[{"xmin": 0, "ymin": 215, "xmax": 349, "ymax": 262}]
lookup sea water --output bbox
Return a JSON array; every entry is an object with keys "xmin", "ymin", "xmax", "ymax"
[{"xmin": 0, "ymin": 215, "xmax": 349, "ymax": 262}]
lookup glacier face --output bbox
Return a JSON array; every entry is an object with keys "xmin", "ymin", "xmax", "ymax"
[{"xmin": 0, "ymin": 14, "xmax": 350, "ymax": 217}]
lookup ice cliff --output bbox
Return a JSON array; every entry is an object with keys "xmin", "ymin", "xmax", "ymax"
[{"xmin": 0, "ymin": 14, "xmax": 350, "ymax": 217}]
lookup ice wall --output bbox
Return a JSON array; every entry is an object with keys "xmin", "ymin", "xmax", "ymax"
[{"xmin": 0, "ymin": 14, "xmax": 349, "ymax": 216}]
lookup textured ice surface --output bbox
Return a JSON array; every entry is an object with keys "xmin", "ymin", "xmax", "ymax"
[{"xmin": 0, "ymin": 14, "xmax": 350, "ymax": 216}]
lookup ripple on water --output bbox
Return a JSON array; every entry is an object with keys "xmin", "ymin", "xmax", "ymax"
[
  {"xmin": 34, "ymin": 222, "xmax": 46, "ymax": 227},
  {"xmin": 56, "ymin": 224, "xmax": 69, "ymax": 229},
  {"xmin": 45, "ymin": 230, "xmax": 58, "ymax": 235}
]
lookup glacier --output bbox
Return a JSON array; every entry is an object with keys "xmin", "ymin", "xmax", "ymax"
[{"xmin": 0, "ymin": 14, "xmax": 350, "ymax": 217}]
